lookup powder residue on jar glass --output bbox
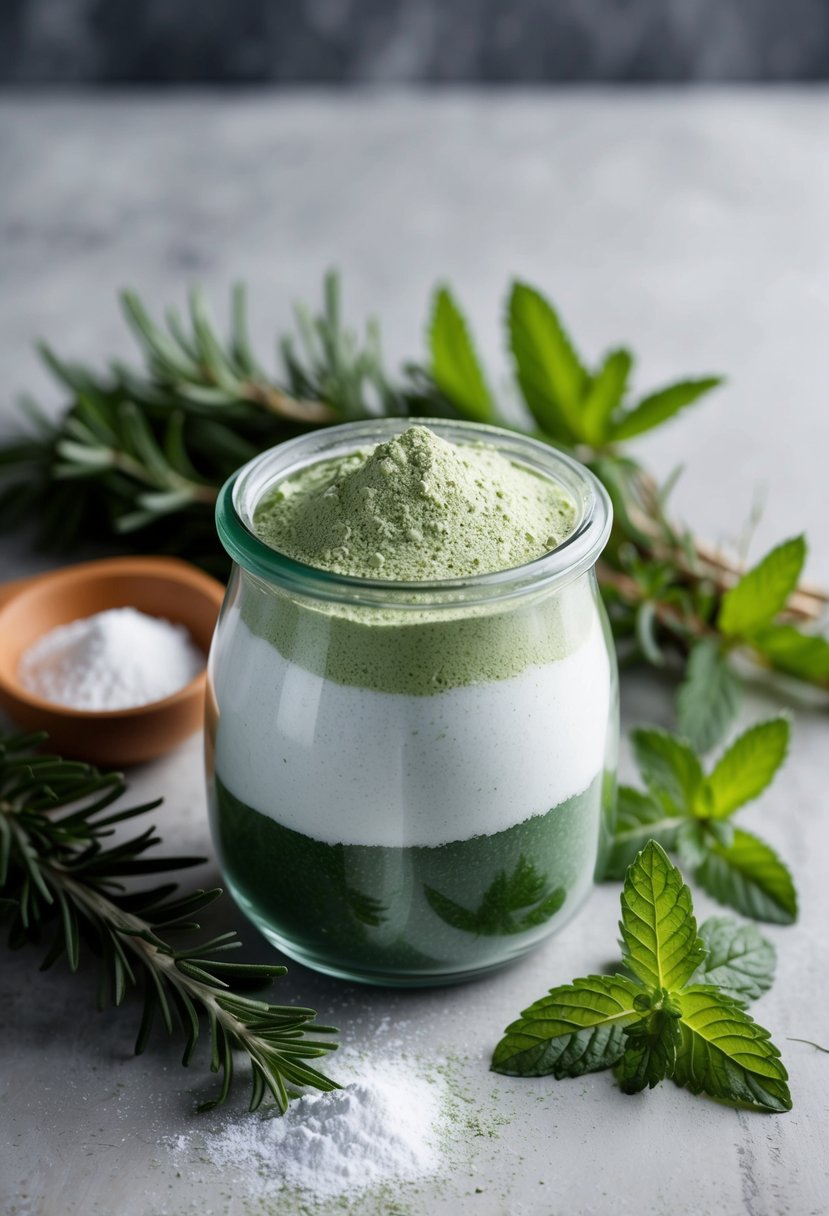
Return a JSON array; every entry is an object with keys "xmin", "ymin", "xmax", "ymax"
[{"xmin": 253, "ymin": 425, "xmax": 576, "ymax": 580}]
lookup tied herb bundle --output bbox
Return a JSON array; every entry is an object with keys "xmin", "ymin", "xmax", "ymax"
[
  {"xmin": 1, "ymin": 273, "xmax": 826, "ymax": 757},
  {"xmin": 493, "ymin": 841, "xmax": 791, "ymax": 1113},
  {"xmin": 0, "ymin": 730, "xmax": 338, "ymax": 1112}
]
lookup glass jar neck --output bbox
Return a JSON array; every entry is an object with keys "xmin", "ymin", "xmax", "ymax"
[{"xmin": 216, "ymin": 419, "xmax": 612, "ymax": 610}]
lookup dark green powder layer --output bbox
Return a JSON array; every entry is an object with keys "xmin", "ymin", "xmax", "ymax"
[{"xmin": 210, "ymin": 775, "xmax": 603, "ymax": 985}]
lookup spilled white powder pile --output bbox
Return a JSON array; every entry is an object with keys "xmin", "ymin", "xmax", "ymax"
[
  {"xmin": 169, "ymin": 1057, "xmax": 447, "ymax": 1200},
  {"xmin": 19, "ymin": 607, "xmax": 204, "ymax": 710}
]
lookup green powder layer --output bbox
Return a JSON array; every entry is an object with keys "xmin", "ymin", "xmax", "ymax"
[
  {"xmin": 211, "ymin": 774, "xmax": 602, "ymax": 984},
  {"xmin": 253, "ymin": 425, "xmax": 576, "ymax": 580},
  {"xmin": 237, "ymin": 572, "xmax": 596, "ymax": 694}
]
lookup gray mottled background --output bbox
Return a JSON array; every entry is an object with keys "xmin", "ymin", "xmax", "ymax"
[{"xmin": 3, "ymin": 0, "xmax": 829, "ymax": 83}]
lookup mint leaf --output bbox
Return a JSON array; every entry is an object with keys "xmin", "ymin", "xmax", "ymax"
[
  {"xmin": 620, "ymin": 841, "xmax": 706, "ymax": 993},
  {"xmin": 508, "ymin": 282, "xmax": 588, "ymax": 444},
  {"xmin": 751, "ymin": 624, "xmax": 829, "ymax": 685},
  {"xmin": 674, "ymin": 987, "xmax": 791, "ymax": 1112},
  {"xmin": 691, "ymin": 917, "xmax": 776, "ymax": 1002},
  {"xmin": 495, "ymin": 843, "xmax": 791, "ymax": 1112},
  {"xmin": 615, "ymin": 1005, "xmax": 681, "ymax": 1093},
  {"xmin": 491, "ymin": 974, "xmax": 641, "ymax": 1078},
  {"xmin": 610, "ymin": 377, "xmax": 721, "ymax": 441},
  {"xmin": 676, "ymin": 819, "xmax": 725, "ymax": 871},
  {"xmin": 425, "ymin": 856, "xmax": 564, "ymax": 937},
  {"xmin": 429, "ymin": 286, "xmax": 494, "ymax": 422},
  {"xmin": 580, "ymin": 348, "xmax": 632, "ymax": 446},
  {"xmin": 676, "ymin": 638, "xmax": 742, "ymax": 754},
  {"xmin": 632, "ymin": 728, "xmax": 703, "ymax": 816},
  {"xmin": 602, "ymin": 786, "xmax": 679, "ymax": 881},
  {"xmin": 693, "ymin": 828, "xmax": 797, "ymax": 924},
  {"xmin": 719, "ymin": 536, "xmax": 807, "ymax": 639},
  {"xmin": 705, "ymin": 717, "xmax": 790, "ymax": 819}
]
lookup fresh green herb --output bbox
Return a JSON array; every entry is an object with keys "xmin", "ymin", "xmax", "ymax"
[
  {"xmin": 492, "ymin": 841, "xmax": 791, "ymax": 1113},
  {"xmin": 692, "ymin": 916, "xmax": 776, "ymax": 1001},
  {"xmin": 719, "ymin": 537, "xmax": 807, "ymax": 639},
  {"xmin": 676, "ymin": 638, "xmax": 743, "ymax": 755},
  {"xmin": 604, "ymin": 717, "xmax": 796, "ymax": 924},
  {"xmin": 0, "ymin": 730, "xmax": 338, "ymax": 1113},
  {"xmin": 507, "ymin": 280, "xmax": 721, "ymax": 447},
  {"xmin": 677, "ymin": 535, "xmax": 829, "ymax": 750},
  {"xmin": 1, "ymin": 274, "xmax": 825, "ymax": 742},
  {"xmin": 427, "ymin": 285, "xmax": 495, "ymax": 423}
]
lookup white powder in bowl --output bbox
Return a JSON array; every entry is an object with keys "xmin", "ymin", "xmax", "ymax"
[
  {"xmin": 169, "ymin": 1056, "xmax": 448, "ymax": 1201},
  {"xmin": 18, "ymin": 606, "xmax": 205, "ymax": 711}
]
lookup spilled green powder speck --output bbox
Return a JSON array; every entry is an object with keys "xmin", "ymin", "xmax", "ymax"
[{"xmin": 254, "ymin": 425, "xmax": 576, "ymax": 580}]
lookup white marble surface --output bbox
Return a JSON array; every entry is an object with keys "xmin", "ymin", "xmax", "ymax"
[{"xmin": 0, "ymin": 91, "xmax": 828, "ymax": 1216}]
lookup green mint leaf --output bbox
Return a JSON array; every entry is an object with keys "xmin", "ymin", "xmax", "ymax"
[
  {"xmin": 615, "ymin": 1002, "xmax": 682, "ymax": 1093},
  {"xmin": 693, "ymin": 827, "xmax": 797, "ymax": 924},
  {"xmin": 676, "ymin": 638, "xmax": 742, "ymax": 754},
  {"xmin": 691, "ymin": 916, "xmax": 776, "ymax": 1002},
  {"xmin": 751, "ymin": 624, "xmax": 829, "ymax": 685},
  {"xmin": 425, "ymin": 856, "xmax": 564, "ymax": 937},
  {"xmin": 429, "ymin": 286, "xmax": 495, "ymax": 423},
  {"xmin": 619, "ymin": 841, "xmax": 706, "ymax": 993},
  {"xmin": 704, "ymin": 717, "xmax": 790, "ymax": 819},
  {"xmin": 610, "ymin": 377, "xmax": 721, "ymax": 442},
  {"xmin": 631, "ymin": 728, "xmax": 703, "ymax": 816},
  {"xmin": 602, "ymin": 786, "xmax": 679, "ymax": 881},
  {"xmin": 675, "ymin": 820, "xmax": 718, "ymax": 871},
  {"xmin": 491, "ymin": 974, "xmax": 641, "ymax": 1078},
  {"xmin": 719, "ymin": 536, "xmax": 807, "ymax": 639},
  {"xmin": 674, "ymin": 987, "xmax": 791, "ymax": 1112},
  {"xmin": 580, "ymin": 348, "xmax": 632, "ymax": 446},
  {"xmin": 508, "ymin": 281, "xmax": 588, "ymax": 444}
]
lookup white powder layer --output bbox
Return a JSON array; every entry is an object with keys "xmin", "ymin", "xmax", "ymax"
[
  {"xmin": 169, "ymin": 1057, "xmax": 446, "ymax": 1200},
  {"xmin": 19, "ymin": 607, "xmax": 204, "ymax": 711},
  {"xmin": 212, "ymin": 607, "xmax": 611, "ymax": 847}
]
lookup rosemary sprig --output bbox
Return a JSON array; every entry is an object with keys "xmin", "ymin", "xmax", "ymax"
[
  {"xmin": 1, "ymin": 272, "xmax": 826, "ymax": 751},
  {"xmin": 0, "ymin": 730, "xmax": 338, "ymax": 1113}
]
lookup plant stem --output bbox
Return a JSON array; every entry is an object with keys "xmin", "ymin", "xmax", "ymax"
[
  {"xmin": 243, "ymin": 381, "xmax": 338, "ymax": 425},
  {"xmin": 42, "ymin": 860, "xmax": 309, "ymax": 1085},
  {"xmin": 633, "ymin": 471, "xmax": 826, "ymax": 625}
]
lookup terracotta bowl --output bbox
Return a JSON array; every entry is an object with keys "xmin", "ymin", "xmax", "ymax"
[{"xmin": 0, "ymin": 556, "xmax": 226, "ymax": 767}]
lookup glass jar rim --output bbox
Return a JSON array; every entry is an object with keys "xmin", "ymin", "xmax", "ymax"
[{"xmin": 216, "ymin": 418, "xmax": 612, "ymax": 609}]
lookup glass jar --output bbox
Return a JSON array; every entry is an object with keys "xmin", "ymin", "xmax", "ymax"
[{"xmin": 206, "ymin": 419, "xmax": 617, "ymax": 986}]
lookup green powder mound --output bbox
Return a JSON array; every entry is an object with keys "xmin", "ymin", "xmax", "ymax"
[{"xmin": 253, "ymin": 425, "xmax": 576, "ymax": 580}]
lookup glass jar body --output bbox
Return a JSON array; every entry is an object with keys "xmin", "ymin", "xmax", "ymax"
[{"xmin": 206, "ymin": 419, "xmax": 617, "ymax": 986}]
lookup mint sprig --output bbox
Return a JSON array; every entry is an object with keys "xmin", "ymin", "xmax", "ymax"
[
  {"xmin": 506, "ymin": 280, "xmax": 722, "ymax": 448},
  {"xmin": 691, "ymin": 916, "xmax": 776, "ymax": 1001},
  {"xmin": 676, "ymin": 638, "xmax": 742, "ymax": 756},
  {"xmin": 428, "ymin": 285, "xmax": 495, "ymax": 424},
  {"xmin": 677, "ymin": 534, "xmax": 828, "ymax": 753},
  {"xmin": 492, "ymin": 842, "xmax": 791, "ymax": 1113},
  {"xmin": 719, "ymin": 537, "xmax": 807, "ymax": 639},
  {"xmin": 604, "ymin": 718, "xmax": 797, "ymax": 924}
]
